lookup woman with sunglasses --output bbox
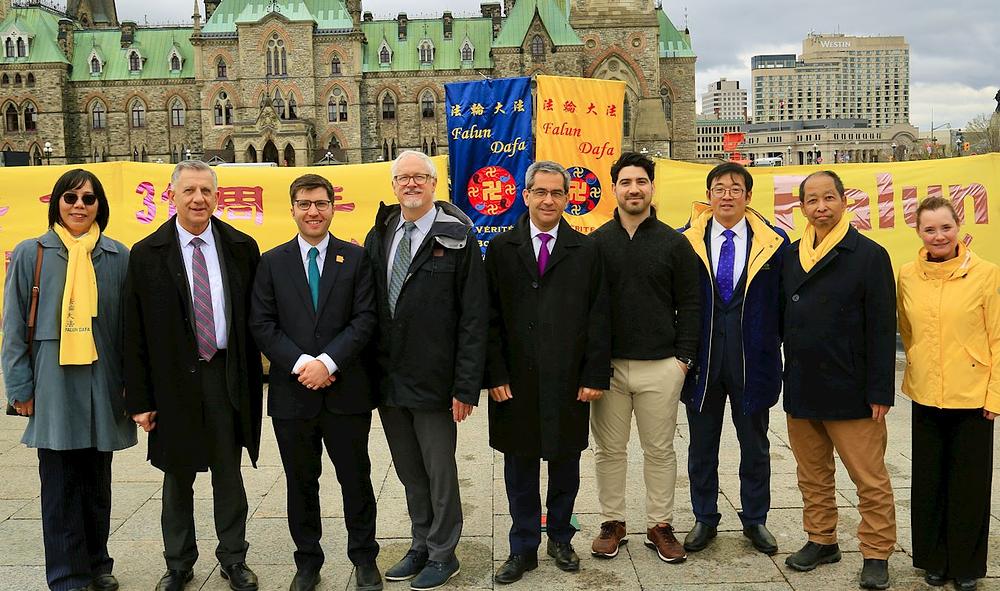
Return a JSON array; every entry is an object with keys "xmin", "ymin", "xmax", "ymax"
[
  {"xmin": 897, "ymin": 196, "xmax": 1000, "ymax": 591},
  {"xmin": 2, "ymin": 169, "xmax": 136, "ymax": 591}
]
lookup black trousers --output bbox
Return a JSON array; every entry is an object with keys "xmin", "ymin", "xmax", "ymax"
[
  {"xmin": 504, "ymin": 453, "xmax": 581, "ymax": 556},
  {"xmin": 38, "ymin": 447, "xmax": 113, "ymax": 591},
  {"xmin": 273, "ymin": 409, "xmax": 379, "ymax": 571},
  {"xmin": 911, "ymin": 401, "xmax": 994, "ymax": 579},
  {"xmin": 161, "ymin": 354, "xmax": 249, "ymax": 570}
]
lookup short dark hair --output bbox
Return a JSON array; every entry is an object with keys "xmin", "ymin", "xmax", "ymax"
[
  {"xmin": 706, "ymin": 162, "xmax": 753, "ymax": 192},
  {"xmin": 611, "ymin": 152, "xmax": 655, "ymax": 184},
  {"xmin": 798, "ymin": 170, "xmax": 845, "ymax": 202},
  {"xmin": 289, "ymin": 173, "xmax": 335, "ymax": 203},
  {"xmin": 916, "ymin": 196, "xmax": 959, "ymax": 226},
  {"xmin": 47, "ymin": 169, "xmax": 110, "ymax": 231}
]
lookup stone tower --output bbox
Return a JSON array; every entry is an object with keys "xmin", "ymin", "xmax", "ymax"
[{"xmin": 66, "ymin": 0, "xmax": 120, "ymax": 28}]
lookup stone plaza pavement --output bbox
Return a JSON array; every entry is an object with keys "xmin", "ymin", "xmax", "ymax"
[{"xmin": 2, "ymin": 369, "xmax": 1000, "ymax": 590}]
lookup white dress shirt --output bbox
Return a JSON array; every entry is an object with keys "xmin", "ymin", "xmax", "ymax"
[
  {"xmin": 710, "ymin": 216, "xmax": 748, "ymax": 284},
  {"xmin": 387, "ymin": 206, "xmax": 436, "ymax": 286},
  {"xmin": 176, "ymin": 221, "xmax": 228, "ymax": 349},
  {"xmin": 529, "ymin": 220, "xmax": 559, "ymax": 261},
  {"xmin": 291, "ymin": 234, "xmax": 338, "ymax": 377}
]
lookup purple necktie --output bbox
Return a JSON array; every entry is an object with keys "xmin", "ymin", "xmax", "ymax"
[
  {"xmin": 718, "ymin": 229, "xmax": 736, "ymax": 303},
  {"xmin": 190, "ymin": 237, "xmax": 218, "ymax": 360},
  {"xmin": 537, "ymin": 232, "xmax": 552, "ymax": 276}
]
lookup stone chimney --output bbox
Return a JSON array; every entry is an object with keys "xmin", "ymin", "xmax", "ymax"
[
  {"xmin": 397, "ymin": 13, "xmax": 407, "ymax": 40},
  {"xmin": 363, "ymin": 11, "xmax": 373, "ymax": 22},
  {"xmin": 205, "ymin": 0, "xmax": 221, "ymax": 21},
  {"xmin": 480, "ymin": 3, "xmax": 503, "ymax": 37},
  {"xmin": 120, "ymin": 21, "xmax": 136, "ymax": 48},
  {"xmin": 58, "ymin": 18, "xmax": 75, "ymax": 59},
  {"xmin": 443, "ymin": 11, "xmax": 453, "ymax": 39},
  {"xmin": 345, "ymin": 0, "xmax": 361, "ymax": 27}
]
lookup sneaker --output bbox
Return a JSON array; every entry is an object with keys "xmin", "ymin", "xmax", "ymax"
[
  {"xmin": 859, "ymin": 558, "xmax": 889, "ymax": 590},
  {"xmin": 409, "ymin": 557, "xmax": 460, "ymax": 591},
  {"xmin": 385, "ymin": 550, "xmax": 428, "ymax": 582},
  {"xmin": 644, "ymin": 523, "xmax": 686, "ymax": 563},
  {"xmin": 784, "ymin": 541, "xmax": 841, "ymax": 572},
  {"xmin": 591, "ymin": 520, "xmax": 627, "ymax": 558}
]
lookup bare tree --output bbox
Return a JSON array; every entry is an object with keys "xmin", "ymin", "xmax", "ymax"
[{"xmin": 962, "ymin": 112, "xmax": 1000, "ymax": 154}]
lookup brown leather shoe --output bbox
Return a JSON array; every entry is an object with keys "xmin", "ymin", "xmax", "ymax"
[
  {"xmin": 645, "ymin": 523, "xmax": 687, "ymax": 563},
  {"xmin": 591, "ymin": 520, "xmax": 627, "ymax": 558}
]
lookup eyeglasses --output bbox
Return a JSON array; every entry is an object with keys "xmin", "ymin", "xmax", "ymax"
[
  {"xmin": 528, "ymin": 188, "xmax": 567, "ymax": 199},
  {"xmin": 710, "ymin": 186, "xmax": 746, "ymax": 198},
  {"xmin": 393, "ymin": 174, "xmax": 432, "ymax": 185},
  {"xmin": 62, "ymin": 193, "xmax": 98, "ymax": 206},
  {"xmin": 293, "ymin": 199, "xmax": 332, "ymax": 211}
]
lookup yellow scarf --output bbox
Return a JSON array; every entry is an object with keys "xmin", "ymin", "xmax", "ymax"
[
  {"xmin": 799, "ymin": 214, "xmax": 851, "ymax": 273},
  {"xmin": 916, "ymin": 241, "xmax": 972, "ymax": 281},
  {"xmin": 53, "ymin": 224, "xmax": 100, "ymax": 365}
]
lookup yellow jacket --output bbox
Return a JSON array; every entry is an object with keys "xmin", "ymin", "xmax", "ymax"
[{"xmin": 897, "ymin": 242, "xmax": 1000, "ymax": 412}]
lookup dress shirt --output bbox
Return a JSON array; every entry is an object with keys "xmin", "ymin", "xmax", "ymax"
[
  {"xmin": 176, "ymin": 221, "xmax": 228, "ymax": 349},
  {"xmin": 529, "ymin": 220, "xmax": 559, "ymax": 261},
  {"xmin": 291, "ymin": 233, "xmax": 337, "ymax": 377},
  {"xmin": 386, "ymin": 205, "xmax": 436, "ymax": 286},
  {"xmin": 710, "ymin": 216, "xmax": 748, "ymax": 284}
]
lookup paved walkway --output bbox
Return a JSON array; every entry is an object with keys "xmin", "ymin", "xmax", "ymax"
[{"xmin": 2, "ymin": 369, "xmax": 999, "ymax": 590}]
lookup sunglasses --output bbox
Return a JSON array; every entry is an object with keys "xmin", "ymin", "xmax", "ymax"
[{"xmin": 62, "ymin": 193, "xmax": 98, "ymax": 206}]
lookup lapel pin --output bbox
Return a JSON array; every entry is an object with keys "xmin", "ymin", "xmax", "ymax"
[{"xmin": 336, "ymin": 254, "xmax": 345, "ymax": 263}]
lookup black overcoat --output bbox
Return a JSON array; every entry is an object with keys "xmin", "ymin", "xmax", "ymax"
[
  {"xmin": 484, "ymin": 215, "xmax": 610, "ymax": 459},
  {"xmin": 124, "ymin": 217, "xmax": 264, "ymax": 472}
]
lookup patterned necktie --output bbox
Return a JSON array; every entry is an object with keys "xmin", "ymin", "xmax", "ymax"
[
  {"xmin": 718, "ymin": 229, "xmax": 736, "ymax": 303},
  {"xmin": 190, "ymin": 237, "xmax": 218, "ymax": 360},
  {"xmin": 388, "ymin": 221, "xmax": 416, "ymax": 316},
  {"xmin": 537, "ymin": 232, "xmax": 552, "ymax": 276},
  {"xmin": 307, "ymin": 247, "xmax": 320, "ymax": 310}
]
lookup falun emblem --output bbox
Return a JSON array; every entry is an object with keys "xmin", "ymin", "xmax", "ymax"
[
  {"xmin": 564, "ymin": 166, "xmax": 601, "ymax": 216},
  {"xmin": 467, "ymin": 165, "xmax": 518, "ymax": 216}
]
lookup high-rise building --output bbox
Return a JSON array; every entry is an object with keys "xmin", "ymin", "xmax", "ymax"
[
  {"xmin": 701, "ymin": 78, "xmax": 747, "ymax": 121},
  {"xmin": 751, "ymin": 33, "xmax": 909, "ymax": 129}
]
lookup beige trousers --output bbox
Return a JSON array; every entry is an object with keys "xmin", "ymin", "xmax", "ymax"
[{"xmin": 591, "ymin": 357, "xmax": 685, "ymax": 527}]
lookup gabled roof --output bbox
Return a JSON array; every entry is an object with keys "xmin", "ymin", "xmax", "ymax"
[
  {"xmin": 360, "ymin": 18, "xmax": 493, "ymax": 72},
  {"xmin": 202, "ymin": 0, "xmax": 353, "ymax": 34},
  {"xmin": 657, "ymin": 8, "xmax": 694, "ymax": 58},
  {"xmin": 494, "ymin": 0, "xmax": 581, "ymax": 48},
  {"xmin": 69, "ymin": 28, "xmax": 195, "ymax": 81},
  {"xmin": 0, "ymin": 6, "xmax": 70, "ymax": 64}
]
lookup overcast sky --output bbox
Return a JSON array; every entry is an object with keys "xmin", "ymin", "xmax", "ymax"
[{"xmin": 108, "ymin": 0, "xmax": 999, "ymax": 132}]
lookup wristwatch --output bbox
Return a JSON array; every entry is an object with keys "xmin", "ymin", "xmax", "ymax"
[{"xmin": 676, "ymin": 356, "xmax": 694, "ymax": 370}]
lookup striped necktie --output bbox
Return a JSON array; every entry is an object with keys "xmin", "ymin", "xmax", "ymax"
[
  {"xmin": 388, "ymin": 221, "xmax": 416, "ymax": 316},
  {"xmin": 190, "ymin": 237, "xmax": 218, "ymax": 360}
]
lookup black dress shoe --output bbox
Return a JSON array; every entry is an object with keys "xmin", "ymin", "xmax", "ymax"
[
  {"xmin": 156, "ymin": 569, "xmax": 194, "ymax": 591},
  {"xmin": 683, "ymin": 522, "xmax": 717, "ymax": 552},
  {"xmin": 546, "ymin": 540, "xmax": 580, "ymax": 572},
  {"xmin": 784, "ymin": 541, "xmax": 841, "ymax": 572},
  {"xmin": 289, "ymin": 570, "xmax": 320, "ymax": 591},
  {"xmin": 742, "ymin": 524, "xmax": 778, "ymax": 555},
  {"xmin": 355, "ymin": 562, "xmax": 383, "ymax": 591},
  {"xmin": 924, "ymin": 571, "xmax": 947, "ymax": 586},
  {"xmin": 955, "ymin": 579, "xmax": 978, "ymax": 591},
  {"xmin": 494, "ymin": 554, "xmax": 538, "ymax": 584},
  {"xmin": 220, "ymin": 562, "xmax": 258, "ymax": 591},
  {"xmin": 90, "ymin": 574, "xmax": 120, "ymax": 591}
]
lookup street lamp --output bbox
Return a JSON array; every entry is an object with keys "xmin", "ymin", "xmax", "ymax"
[
  {"xmin": 786, "ymin": 145, "xmax": 791, "ymax": 165},
  {"xmin": 43, "ymin": 141, "xmax": 53, "ymax": 165},
  {"xmin": 812, "ymin": 143, "xmax": 818, "ymax": 164}
]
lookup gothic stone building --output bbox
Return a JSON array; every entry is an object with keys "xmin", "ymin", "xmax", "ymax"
[{"xmin": 0, "ymin": 0, "xmax": 696, "ymax": 166}]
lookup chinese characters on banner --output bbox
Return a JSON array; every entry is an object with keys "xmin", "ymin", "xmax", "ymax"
[
  {"xmin": 445, "ymin": 76, "xmax": 533, "ymax": 253},
  {"xmin": 535, "ymin": 75, "xmax": 626, "ymax": 234}
]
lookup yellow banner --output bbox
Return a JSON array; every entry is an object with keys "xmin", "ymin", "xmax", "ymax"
[{"xmin": 534, "ymin": 75, "xmax": 627, "ymax": 234}]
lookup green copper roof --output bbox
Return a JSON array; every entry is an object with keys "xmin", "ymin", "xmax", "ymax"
[
  {"xmin": 494, "ymin": 0, "xmax": 581, "ymax": 48},
  {"xmin": 658, "ymin": 8, "xmax": 694, "ymax": 58},
  {"xmin": 361, "ymin": 18, "xmax": 494, "ymax": 72},
  {"xmin": 203, "ymin": 0, "xmax": 353, "ymax": 34},
  {"xmin": 68, "ymin": 28, "xmax": 195, "ymax": 81},
  {"xmin": 0, "ymin": 6, "xmax": 70, "ymax": 64}
]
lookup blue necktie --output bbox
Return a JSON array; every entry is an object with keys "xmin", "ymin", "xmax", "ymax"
[
  {"xmin": 718, "ymin": 229, "xmax": 736, "ymax": 303},
  {"xmin": 307, "ymin": 247, "xmax": 320, "ymax": 310}
]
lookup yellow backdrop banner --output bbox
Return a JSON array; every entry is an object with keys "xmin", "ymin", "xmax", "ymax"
[{"xmin": 534, "ymin": 75, "xmax": 627, "ymax": 234}]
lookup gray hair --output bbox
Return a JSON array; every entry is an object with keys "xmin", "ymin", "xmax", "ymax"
[
  {"xmin": 525, "ymin": 160, "xmax": 570, "ymax": 193},
  {"xmin": 171, "ymin": 159, "xmax": 218, "ymax": 189},
  {"xmin": 391, "ymin": 150, "xmax": 437, "ymax": 179}
]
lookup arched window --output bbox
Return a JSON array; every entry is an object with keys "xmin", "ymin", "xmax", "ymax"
[
  {"xmin": 272, "ymin": 89, "xmax": 285, "ymax": 119},
  {"xmin": 141, "ymin": 146, "xmax": 147, "ymax": 162},
  {"xmin": 328, "ymin": 96, "xmax": 337, "ymax": 122},
  {"xmin": 339, "ymin": 97, "xmax": 348, "ymax": 122},
  {"xmin": 214, "ymin": 91, "xmax": 232, "ymax": 125},
  {"xmin": 26, "ymin": 73, "xmax": 35, "ymax": 87},
  {"xmin": 5, "ymin": 104, "xmax": 19, "ymax": 132},
  {"xmin": 90, "ymin": 56, "xmax": 101, "ymax": 74},
  {"xmin": 128, "ymin": 51, "xmax": 141, "ymax": 72},
  {"xmin": 382, "ymin": 140, "xmax": 389, "ymax": 161},
  {"xmin": 329, "ymin": 87, "xmax": 348, "ymax": 122},
  {"xmin": 660, "ymin": 86, "xmax": 672, "ymax": 120},
  {"xmin": 422, "ymin": 139, "xmax": 428, "ymax": 154},
  {"xmin": 381, "ymin": 94, "xmax": 395, "ymax": 120},
  {"xmin": 16, "ymin": 38, "xmax": 26, "ymax": 57},
  {"xmin": 622, "ymin": 96, "xmax": 631, "ymax": 137},
  {"xmin": 170, "ymin": 99, "xmax": 185, "ymax": 127},
  {"xmin": 379, "ymin": 45, "xmax": 391, "ymax": 65},
  {"xmin": 32, "ymin": 145, "xmax": 42, "ymax": 166},
  {"xmin": 91, "ymin": 101, "xmax": 106, "ymax": 129},
  {"xmin": 13, "ymin": 73, "xmax": 21, "ymax": 86},
  {"xmin": 287, "ymin": 96, "xmax": 297, "ymax": 120},
  {"xmin": 418, "ymin": 40, "xmax": 434, "ymax": 64},
  {"xmin": 216, "ymin": 57, "xmax": 227, "ymax": 79},
  {"xmin": 130, "ymin": 99, "xmax": 146, "ymax": 128},
  {"xmin": 421, "ymin": 92, "xmax": 434, "ymax": 118},
  {"xmin": 3, "ymin": 39, "xmax": 13, "ymax": 58},
  {"xmin": 460, "ymin": 41, "xmax": 474, "ymax": 61},
  {"xmin": 23, "ymin": 102, "xmax": 36, "ymax": 131},
  {"xmin": 266, "ymin": 34, "xmax": 287, "ymax": 76},
  {"xmin": 132, "ymin": 147, "xmax": 139, "ymax": 161},
  {"xmin": 331, "ymin": 55, "xmax": 342, "ymax": 75},
  {"xmin": 530, "ymin": 35, "xmax": 545, "ymax": 61},
  {"xmin": 430, "ymin": 138, "xmax": 437, "ymax": 156},
  {"xmin": 170, "ymin": 54, "xmax": 181, "ymax": 71},
  {"xmin": 0, "ymin": 74, "xmax": 8, "ymax": 87}
]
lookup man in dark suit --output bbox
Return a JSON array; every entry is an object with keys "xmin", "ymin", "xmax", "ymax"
[
  {"xmin": 680, "ymin": 163, "xmax": 788, "ymax": 556},
  {"xmin": 363, "ymin": 151, "xmax": 487, "ymax": 591},
  {"xmin": 250, "ymin": 174, "xmax": 381, "ymax": 591},
  {"xmin": 484, "ymin": 160, "xmax": 610, "ymax": 584},
  {"xmin": 125, "ymin": 160, "xmax": 263, "ymax": 591}
]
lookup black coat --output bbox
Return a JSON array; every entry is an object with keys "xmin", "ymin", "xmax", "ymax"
[
  {"xmin": 484, "ymin": 216, "xmax": 611, "ymax": 459},
  {"xmin": 124, "ymin": 217, "xmax": 264, "ymax": 472},
  {"xmin": 363, "ymin": 201, "xmax": 488, "ymax": 409},
  {"xmin": 781, "ymin": 226, "xmax": 896, "ymax": 420},
  {"xmin": 250, "ymin": 234, "xmax": 377, "ymax": 419}
]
